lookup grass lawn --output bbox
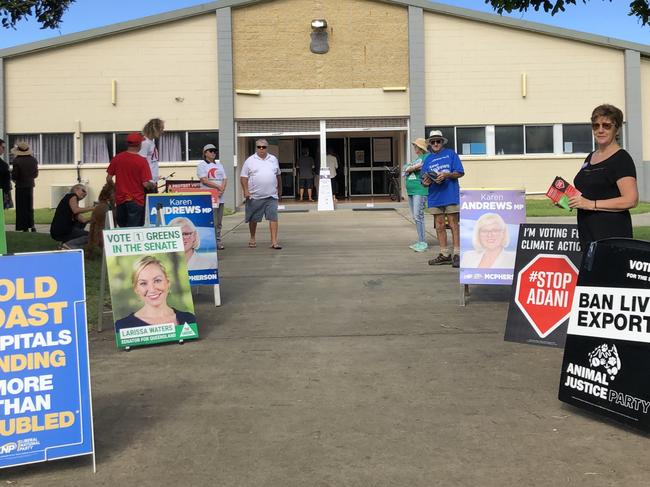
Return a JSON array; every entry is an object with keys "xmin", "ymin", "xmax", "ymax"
[
  {"xmin": 5, "ymin": 231, "xmax": 110, "ymax": 330},
  {"xmin": 526, "ymin": 199, "xmax": 650, "ymax": 217}
]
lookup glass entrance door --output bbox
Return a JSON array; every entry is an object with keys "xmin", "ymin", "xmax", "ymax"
[{"xmin": 348, "ymin": 137, "xmax": 394, "ymax": 196}]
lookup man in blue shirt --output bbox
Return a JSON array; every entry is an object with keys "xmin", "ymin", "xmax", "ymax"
[{"xmin": 421, "ymin": 130, "xmax": 465, "ymax": 267}]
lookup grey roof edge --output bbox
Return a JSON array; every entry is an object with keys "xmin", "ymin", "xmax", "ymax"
[
  {"xmin": 0, "ymin": 1, "xmax": 223, "ymax": 58},
  {"xmin": 0, "ymin": 0, "xmax": 649, "ymax": 59},
  {"xmin": 401, "ymin": 0, "xmax": 650, "ymax": 55}
]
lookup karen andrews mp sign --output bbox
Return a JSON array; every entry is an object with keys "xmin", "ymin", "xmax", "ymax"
[
  {"xmin": 459, "ymin": 189, "xmax": 525, "ymax": 285},
  {"xmin": 559, "ymin": 238, "xmax": 650, "ymax": 431},
  {"xmin": 0, "ymin": 250, "xmax": 94, "ymax": 469}
]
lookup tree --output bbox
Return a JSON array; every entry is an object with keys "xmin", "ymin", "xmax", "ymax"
[
  {"xmin": 485, "ymin": 1, "xmax": 650, "ymax": 27},
  {"xmin": 0, "ymin": 0, "xmax": 75, "ymax": 29}
]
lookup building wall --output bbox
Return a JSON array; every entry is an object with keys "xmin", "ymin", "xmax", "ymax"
[
  {"xmin": 461, "ymin": 156, "xmax": 584, "ymax": 193},
  {"xmin": 642, "ymin": 58, "xmax": 650, "ymax": 161},
  {"xmin": 232, "ymin": 0, "xmax": 408, "ymax": 90},
  {"xmin": 235, "ymin": 88, "xmax": 409, "ymax": 119},
  {"xmin": 5, "ymin": 15, "xmax": 219, "ymax": 133},
  {"xmin": 423, "ymin": 12, "xmax": 625, "ymax": 125}
]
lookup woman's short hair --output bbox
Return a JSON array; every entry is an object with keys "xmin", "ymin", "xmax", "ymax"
[
  {"xmin": 70, "ymin": 183, "xmax": 86, "ymax": 193},
  {"xmin": 591, "ymin": 104, "xmax": 624, "ymax": 128},
  {"xmin": 142, "ymin": 118, "xmax": 165, "ymax": 139},
  {"xmin": 169, "ymin": 217, "xmax": 200, "ymax": 250},
  {"xmin": 132, "ymin": 255, "xmax": 168, "ymax": 289},
  {"xmin": 473, "ymin": 213, "xmax": 509, "ymax": 251}
]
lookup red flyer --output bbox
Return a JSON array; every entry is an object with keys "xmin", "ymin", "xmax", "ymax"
[{"xmin": 545, "ymin": 176, "xmax": 581, "ymax": 210}]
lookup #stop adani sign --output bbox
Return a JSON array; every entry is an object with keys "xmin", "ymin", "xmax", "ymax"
[{"xmin": 514, "ymin": 254, "xmax": 579, "ymax": 339}]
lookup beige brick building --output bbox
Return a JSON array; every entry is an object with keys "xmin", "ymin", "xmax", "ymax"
[{"xmin": 0, "ymin": 0, "xmax": 648, "ymax": 208}]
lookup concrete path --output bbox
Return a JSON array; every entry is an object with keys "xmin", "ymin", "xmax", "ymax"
[{"xmin": 7, "ymin": 210, "xmax": 650, "ymax": 486}]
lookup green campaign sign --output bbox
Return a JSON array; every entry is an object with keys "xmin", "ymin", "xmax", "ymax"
[{"xmin": 102, "ymin": 226, "xmax": 198, "ymax": 349}]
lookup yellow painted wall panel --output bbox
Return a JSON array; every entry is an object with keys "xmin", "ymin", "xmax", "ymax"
[
  {"xmin": 424, "ymin": 13, "xmax": 625, "ymax": 125},
  {"xmin": 5, "ymin": 15, "xmax": 219, "ymax": 133},
  {"xmin": 232, "ymin": 0, "xmax": 408, "ymax": 89},
  {"xmin": 235, "ymin": 89, "xmax": 409, "ymax": 119}
]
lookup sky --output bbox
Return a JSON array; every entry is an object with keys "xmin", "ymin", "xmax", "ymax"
[{"xmin": 0, "ymin": 0, "xmax": 649, "ymax": 50}]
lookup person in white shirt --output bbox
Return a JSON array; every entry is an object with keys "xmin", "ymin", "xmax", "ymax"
[
  {"xmin": 139, "ymin": 118, "xmax": 165, "ymax": 191},
  {"xmin": 324, "ymin": 148, "xmax": 339, "ymax": 201},
  {"xmin": 197, "ymin": 143, "xmax": 227, "ymax": 250},
  {"xmin": 240, "ymin": 139, "xmax": 282, "ymax": 249}
]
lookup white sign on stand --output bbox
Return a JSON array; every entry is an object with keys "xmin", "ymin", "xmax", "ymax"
[{"xmin": 317, "ymin": 168, "xmax": 334, "ymax": 211}]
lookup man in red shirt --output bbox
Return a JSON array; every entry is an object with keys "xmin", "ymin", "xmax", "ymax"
[{"xmin": 106, "ymin": 132, "xmax": 155, "ymax": 227}]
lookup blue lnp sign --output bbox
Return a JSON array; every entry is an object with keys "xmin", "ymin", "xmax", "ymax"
[{"xmin": 0, "ymin": 250, "xmax": 94, "ymax": 469}]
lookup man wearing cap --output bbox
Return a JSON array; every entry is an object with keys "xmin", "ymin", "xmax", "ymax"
[
  {"xmin": 240, "ymin": 139, "xmax": 282, "ymax": 249},
  {"xmin": 106, "ymin": 132, "xmax": 155, "ymax": 227},
  {"xmin": 421, "ymin": 129, "xmax": 464, "ymax": 267},
  {"xmin": 197, "ymin": 143, "xmax": 227, "ymax": 250}
]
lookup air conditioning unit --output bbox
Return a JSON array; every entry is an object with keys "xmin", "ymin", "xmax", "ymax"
[{"xmin": 50, "ymin": 184, "xmax": 74, "ymax": 208}]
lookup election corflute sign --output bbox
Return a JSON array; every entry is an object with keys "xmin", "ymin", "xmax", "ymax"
[
  {"xmin": 559, "ymin": 238, "xmax": 650, "ymax": 431},
  {"xmin": 145, "ymin": 193, "xmax": 219, "ymax": 288},
  {"xmin": 459, "ymin": 189, "xmax": 525, "ymax": 285},
  {"xmin": 0, "ymin": 250, "xmax": 94, "ymax": 469},
  {"xmin": 103, "ymin": 227, "xmax": 198, "ymax": 349},
  {"xmin": 504, "ymin": 224, "xmax": 582, "ymax": 348}
]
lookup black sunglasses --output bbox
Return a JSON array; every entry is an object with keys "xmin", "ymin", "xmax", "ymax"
[
  {"xmin": 430, "ymin": 139, "xmax": 444, "ymax": 145},
  {"xmin": 257, "ymin": 145, "xmax": 267, "ymax": 149},
  {"xmin": 206, "ymin": 149, "xmax": 217, "ymax": 153}
]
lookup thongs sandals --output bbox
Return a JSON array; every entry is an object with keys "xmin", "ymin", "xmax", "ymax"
[
  {"xmin": 270, "ymin": 244, "xmax": 282, "ymax": 250},
  {"xmin": 248, "ymin": 241, "xmax": 257, "ymax": 248},
  {"xmin": 217, "ymin": 244, "xmax": 225, "ymax": 250}
]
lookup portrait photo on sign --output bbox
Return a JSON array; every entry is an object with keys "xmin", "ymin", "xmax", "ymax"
[
  {"xmin": 106, "ymin": 252, "xmax": 195, "ymax": 332},
  {"xmin": 460, "ymin": 212, "xmax": 518, "ymax": 269}
]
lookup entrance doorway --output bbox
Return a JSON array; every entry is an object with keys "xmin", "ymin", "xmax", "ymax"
[{"xmin": 242, "ymin": 134, "xmax": 400, "ymax": 201}]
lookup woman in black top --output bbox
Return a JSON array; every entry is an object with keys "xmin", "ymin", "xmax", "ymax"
[{"xmin": 569, "ymin": 104, "xmax": 638, "ymax": 249}]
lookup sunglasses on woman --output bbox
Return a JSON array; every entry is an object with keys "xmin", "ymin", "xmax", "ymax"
[{"xmin": 591, "ymin": 122, "xmax": 614, "ymax": 131}]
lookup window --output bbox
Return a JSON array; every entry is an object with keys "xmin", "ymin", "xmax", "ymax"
[
  {"xmin": 188, "ymin": 131, "xmax": 219, "ymax": 161},
  {"xmin": 8, "ymin": 133, "xmax": 73, "ymax": 164},
  {"xmin": 495, "ymin": 125, "xmax": 524, "ymax": 155},
  {"xmin": 83, "ymin": 133, "xmax": 113, "ymax": 163},
  {"xmin": 159, "ymin": 131, "xmax": 186, "ymax": 162},
  {"xmin": 563, "ymin": 124, "xmax": 593, "ymax": 153},
  {"xmin": 525, "ymin": 126, "xmax": 553, "ymax": 153},
  {"xmin": 8, "ymin": 134, "xmax": 40, "ymax": 161},
  {"xmin": 457, "ymin": 127, "xmax": 486, "ymax": 155},
  {"xmin": 425, "ymin": 126, "xmax": 455, "ymax": 152}
]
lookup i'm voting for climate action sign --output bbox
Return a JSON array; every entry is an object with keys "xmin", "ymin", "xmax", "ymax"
[
  {"xmin": 559, "ymin": 239, "xmax": 650, "ymax": 431},
  {"xmin": 0, "ymin": 251, "xmax": 94, "ymax": 469},
  {"xmin": 504, "ymin": 224, "xmax": 582, "ymax": 348}
]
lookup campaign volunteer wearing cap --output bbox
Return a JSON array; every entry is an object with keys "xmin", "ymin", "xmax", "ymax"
[
  {"xmin": 421, "ymin": 130, "xmax": 465, "ymax": 267},
  {"xmin": 197, "ymin": 143, "xmax": 227, "ymax": 250},
  {"xmin": 10, "ymin": 141, "xmax": 39, "ymax": 232},
  {"xmin": 403, "ymin": 138, "xmax": 430, "ymax": 252},
  {"xmin": 106, "ymin": 132, "xmax": 156, "ymax": 227}
]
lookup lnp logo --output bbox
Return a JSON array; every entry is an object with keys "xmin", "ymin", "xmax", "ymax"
[
  {"xmin": 207, "ymin": 167, "xmax": 218, "ymax": 179},
  {"xmin": 0, "ymin": 443, "xmax": 17, "ymax": 455},
  {"xmin": 588, "ymin": 344, "xmax": 621, "ymax": 381},
  {"xmin": 554, "ymin": 179, "xmax": 566, "ymax": 190}
]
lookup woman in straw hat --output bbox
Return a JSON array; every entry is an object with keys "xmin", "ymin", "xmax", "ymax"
[
  {"xmin": 10, "ymin": 141, "xmax": 39, "ymax": 232},
  {"xmin": 403, "ymin": 137, "xmax": 430, "ymax": 252}
]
